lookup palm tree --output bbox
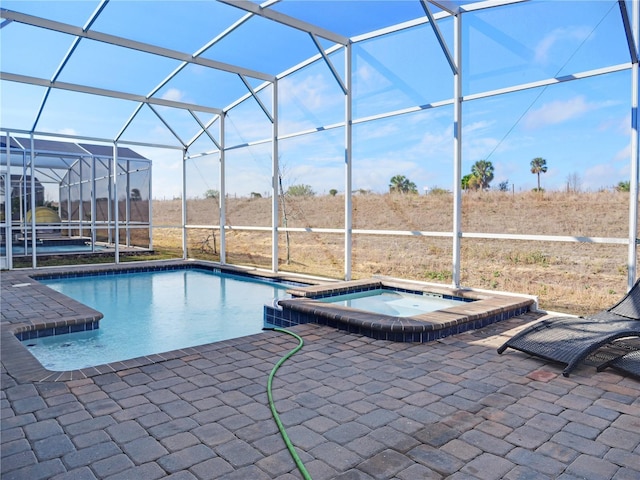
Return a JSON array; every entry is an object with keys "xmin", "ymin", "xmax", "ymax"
[
  {"xmin": 471, "ymin": 160, "xmax": 494, "ymax": 190},
  {"xmin": 389, "ymin": 175, "xmax": 417, "ymax": 194},
  {"xmin": 530, "ymin": 157, "xmax": 548, "ymax": 191},
  {"xmin": 617, "ymin": 180, "xmax": 631, "ymax": 192}
]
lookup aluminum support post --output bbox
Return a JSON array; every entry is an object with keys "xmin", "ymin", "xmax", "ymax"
[
  {"xmin": 272, "ymin": 81, "xmax": 280, "ymax": 273},
  {"xmin": 112, "ymin": 143, "xmax": 120, "ymax": 263},
  {"xmin": 29, "ymin": 135, "xmax": 36, "ymax": 268},
  {"xmin": 452, "ymin": 13, "xmax": 463, "ymax": 288},
  {"xmin": 628, "ymin": 0, "xmax": 640, "ymax": 288},
  {"xmin": 220, "ymin": 115, "xmax": 227, "ymax": 264},
  {"xmin": 181, "ymin": 148, "xmax": 187, "ymax": 260},
  {"xmin": 4, "ymin": 132, "xmax": 12, "ymax": 269},
  {"xmin": 344, "ymin": 43, "xmax": 353, "ymax": 281},
  {"xmin": 91, "ymin": 155, "xmax": 97, "ymax": 251},
  {"xmin": 149, "ymin": 160, "xmax": 153, "ymax": 250}
]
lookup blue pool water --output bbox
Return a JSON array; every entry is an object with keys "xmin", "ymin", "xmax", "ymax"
[
  {"xmin": 24, "ymin": 269, "xmax": 291, "ymax": 370},
  {"xmin": 319, "ymin": 289, "xmax": 466, "ymax": 317}
]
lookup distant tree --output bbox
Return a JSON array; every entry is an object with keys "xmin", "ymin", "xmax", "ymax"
[
  {"xmin": 530, "ymin": 157, "xmax": 548, "ymax": 191},
  {"xmin": 250, "ymin": 192, "xmax": 262, "ymax": 199},
  {"xmin": 467, "ymin": 175, "xmax": 481, "ymax": 191},
  {"xmin": 329, "ymin": 189, "xmax": 338, "ymax": 197},
  {"xmin": 130, "ymin": 188, "xmax": 142, "ymax": 201},
  {"xmin": 566, "ymin": 172, "xmax": 582, "ymax": 193},
  {"xmin": 278, "ymin": 169, "xmax": 291, "ymax": 265},
  {"xmin": 461, "ymin": 174, "xmax": 474, "ymax": 190},
  {"xmin": 204, "ymin": 189, "xmax": 219, "ymax": 199},
  {"xmin": 617, "ymin": 180, "xmax": 631, "ymax": 192},
  {"xmin": 497, "ymin": 180, "xmax": 509, "ymax": 192},
  {"xmin": 286, "ymin": 184, "xmax": 315, "ymax": 197},
  {"xmin": 389, "ymin": 175, "xmax": 418, "ymax": 194},
  {"xmin": 471, "ymin": 160, "xmax": 494, "ymax": 190}
]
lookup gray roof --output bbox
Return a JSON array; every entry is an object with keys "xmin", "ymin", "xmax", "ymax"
[{"xmin": 1, "ymin": 136, "xmax": 149, "ymax": 171}]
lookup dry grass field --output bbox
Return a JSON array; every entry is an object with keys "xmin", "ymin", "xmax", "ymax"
[{"xmin": 152, "ymin": 190, "xmax": 639, "ymax": 316}]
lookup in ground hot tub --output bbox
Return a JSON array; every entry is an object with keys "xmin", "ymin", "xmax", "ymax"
[
  {"xmin": 264, "ymin": 278, "xmax": 536, "ymax": 342},
  {"xmin": 317, "ymin": 288, "xmax": 468, "ymax": 317}
]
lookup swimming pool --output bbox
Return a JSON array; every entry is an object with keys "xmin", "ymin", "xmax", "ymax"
[
  {"xmin": 319, "ymin": 288, "xmax": 465, "ymax": 317},
  {"xmin": 2, "ymin": 243, "xmax": 106, "ymax": 255},
  {"xmin": 23, "ymin": 268, "xmax": 293, "ymax": 370}
]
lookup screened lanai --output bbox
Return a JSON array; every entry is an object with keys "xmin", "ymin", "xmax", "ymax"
[
  {"xmin": 0, "ymin": 135, "xmax": 151, "ymax": 269},
  {"xmin": 1, "ymin": 0, "xmax": 639, "ymax": 313}
]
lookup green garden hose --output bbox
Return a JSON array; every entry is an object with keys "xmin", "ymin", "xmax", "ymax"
[{"xmin": 264, "ymin": 327, "xmax": 313, "ymax": 480}]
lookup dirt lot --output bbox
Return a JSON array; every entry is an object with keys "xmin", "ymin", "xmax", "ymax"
[{"xmin": 152, "ymin": 190, "xmax": 639, "ymax": 316}]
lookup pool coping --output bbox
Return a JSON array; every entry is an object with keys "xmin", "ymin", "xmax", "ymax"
[
  {"xmin": 2, "ymin": 260, "xmax": 536, "ymax": 382},
  {"xmin": 272, "ymin": 277, "xmax": 536, "ymax": 342},
  {"xmin": 1, "ymin": 259, "xmax": 316, "ymax": 383}
]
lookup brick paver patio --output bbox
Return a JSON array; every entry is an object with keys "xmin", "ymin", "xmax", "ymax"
[{"xmin": 2, "ymin": 267, "xmax": 639, "ymax": 479}]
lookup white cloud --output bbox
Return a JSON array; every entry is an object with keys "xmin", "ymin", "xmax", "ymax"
[
  {"xmin": 615, "ymin": 112, "xmax": 632, "ymax": 136},
  {"xmin": 357, "ymin": 121, "xmax": 402, "ymax": 142},
  {"xmin": 410, "ymin": 125, "xmax": 452, "ymax": 161},
  {"xmin": 582, "ymin": 162, "xmax": 623, "ymax": 191},
  {"xmin": 524, "ymin": 96, "xmax": 592, "ymax": 130},
  {"xmin": 354, "ymin": 63, "xmax": 391, "ymax": 94},
  {"xmin": 461, "ymin": 120, "xmax": 505, "ymax": 162},
  {"xmin": 279, "ymin": 74, "xmax": 337, "ymax": 111},
  {"xmin": 464, "ymin": 120, "xmax": 494, "ymax": 134},
  {"xmin": 534, "ymin": 26, "xmax": 591, "ymax": 64},
  {"xmin": 613, "ymin": 141, "xmax": 631, "ymax": 163},
  {"xmin": 161, "ymin": 88, "xmax": 185, "ymax": 102},
  {"xmin": 56, "ymin": 128, "xmax": 78, "ymax": 136}
]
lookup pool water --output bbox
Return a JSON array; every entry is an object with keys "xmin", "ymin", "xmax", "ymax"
[
  {"xmin": 24, "ymin": 269, "xmax": 291, "ymax": 370},
  {"xmin": 319, "ymin": 289, "xmax": 465, "ymax": 317},
  {"xmin": 2, "ymin": 244, "xmax": 106, "ymax": 255}
]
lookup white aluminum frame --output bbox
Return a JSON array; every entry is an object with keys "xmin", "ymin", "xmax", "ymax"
[
  {"xmin": 1, "ymin": 0, "xmax": 638, "ymax": 294},
  {"xmin": 0, "ymin": 130, "xmax": 153, "ymax": 266}
]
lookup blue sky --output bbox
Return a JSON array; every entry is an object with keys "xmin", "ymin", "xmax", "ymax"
[{"xmin": 1, "ymin": 0, "xmax": 637, "ymax": 199}]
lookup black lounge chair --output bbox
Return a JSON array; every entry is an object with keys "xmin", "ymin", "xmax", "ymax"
[
  {"xmin": 497, "ymin": 279, "xmax": 640, "ymax": 377},
  {"xmin": 596, "ymin": 349, "xmax": 640, "ymax": 379}
]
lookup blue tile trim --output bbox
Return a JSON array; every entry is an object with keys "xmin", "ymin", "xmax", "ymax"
[
  {"xmin": 310, "ymin": 284, "xmax": 381, "ymax": 299},
  {"xmin": 16, "ymin": 321, "xmax": 101, "ymax": 341},
  {"xmin": 31, "ymin": 262, "xmax": 305, "ymax": 288},
  {"xmin": 265, "ymin": 301, "xmax": 532, "ymax": 343}
]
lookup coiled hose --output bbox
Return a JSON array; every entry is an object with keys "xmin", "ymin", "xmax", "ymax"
[{"xmin": 264, "ymin": 327, "xmax": 313, "ymax": 480}]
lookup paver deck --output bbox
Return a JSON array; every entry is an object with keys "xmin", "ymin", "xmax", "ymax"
[{"xmin": 2, "ymin": 266, "xmax": 639, "ymax": 479}]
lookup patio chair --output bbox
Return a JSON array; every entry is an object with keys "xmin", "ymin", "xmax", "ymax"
[
  {"xmin": 596, "ymin": 349, "xmax": 640, "ymax": 379},
  {"xmin": 497, "ymin": 278, "xmax": 640, "ymax": 377}
]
